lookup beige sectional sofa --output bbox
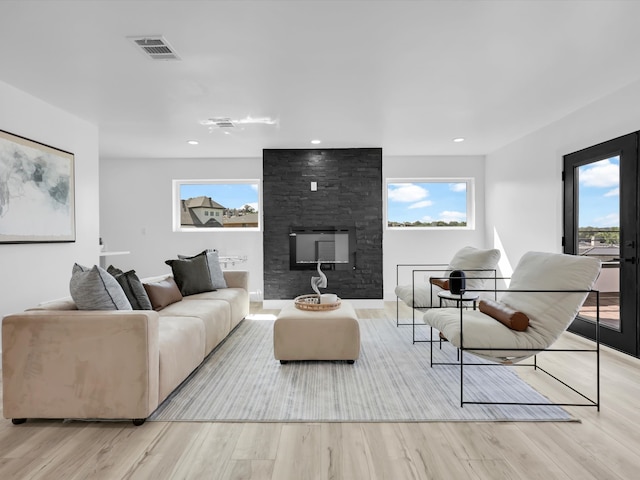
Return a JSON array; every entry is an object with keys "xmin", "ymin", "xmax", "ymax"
[{"xmin": 2, "ymin": 270, "xmax": 249, "ymax": 425}]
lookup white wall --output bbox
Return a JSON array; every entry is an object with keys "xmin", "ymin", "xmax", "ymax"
[
  {"xmin": 0, "ymin": 80, "xmax": 100, "ymax": 318},
  {"xmin": 383, "ymin": 155, "xmax": 487, "ymax": 299},
  {"xmin": 486, "ymin": 78, "xmax": 640, "ymax": 276},
  {"xmin": 100, "ymin": 154, "xmax": 487, "ymax": 301},
  {"xmin": 99, "ymin": 157, "xmax": 264, "ymax": 298}
]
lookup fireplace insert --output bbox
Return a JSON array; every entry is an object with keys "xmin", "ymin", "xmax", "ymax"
[{"xmin": 289, "ymin": 226, "xmax": 356, "ymax": 270}]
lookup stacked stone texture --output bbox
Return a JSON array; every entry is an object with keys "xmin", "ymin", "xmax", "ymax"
[{"xmin": 263, "ymin": 148, "xmax": 383, "ymax": 300}]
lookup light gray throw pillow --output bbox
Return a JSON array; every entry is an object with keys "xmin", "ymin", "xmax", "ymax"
[
  {"xmin": 204, "ymin": 249, "xmax": 227, "ymax": 289},
  {"xmin": 70, "ymin": 263, "xmax": 132, "ymax": 310}
]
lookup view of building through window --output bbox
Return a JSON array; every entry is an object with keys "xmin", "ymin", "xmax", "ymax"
[
  {"xmin": 386, "ymin": 180, "xmax": 472, "ymax": 228},
  {"xmin": 577, "ymin": 156, "xmax": 620, "ymax": 329},
  {"xmin": 175, "ymin": 181, "xmax": 260, "ymax": 230}
]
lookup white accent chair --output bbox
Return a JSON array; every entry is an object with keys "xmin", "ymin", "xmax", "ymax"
[
  {"xmin": 394, "ymin": 246, "xmax": 501, "ymax": 341},
  {"xmin": 423, "ymin": 251, "xmax": 602, "ymax": 409}
]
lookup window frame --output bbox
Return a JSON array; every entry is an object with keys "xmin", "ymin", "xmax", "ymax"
[
  {"xmin": 172, "ymin": 179, "xmax": 262, "ymax": 232},
  {"xmin": 385, "ymin": 177, "xmax": 475, "ymax": 231}
]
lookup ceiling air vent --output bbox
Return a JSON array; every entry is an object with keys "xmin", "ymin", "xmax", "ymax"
[
  {"xmin": 128, "ymin": 35, "xmax": 180, "ymax": 61},
  {"xmin": 201, "ymin": 118, "xmax": 236, "ymax": 129}
]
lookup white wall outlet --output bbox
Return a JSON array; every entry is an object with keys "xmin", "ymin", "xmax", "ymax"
[{"xmin": 311, "ymin": 181, "xmax": 317, "ymax": 191}]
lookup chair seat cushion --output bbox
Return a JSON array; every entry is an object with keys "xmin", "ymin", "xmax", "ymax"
[
  {"xmin": 394, "ymin": 284, "xmax": 443, "ymax": 308},
  {"xmin": 423, "ymin": 308, "xmax": 546, "ymax": 362}
]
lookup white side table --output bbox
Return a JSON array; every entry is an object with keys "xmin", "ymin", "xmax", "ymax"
[{"xmin": 99, "ymin": 251, "xmax": 130, "ymax": 269}]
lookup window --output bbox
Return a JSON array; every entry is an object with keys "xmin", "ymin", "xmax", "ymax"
[
  {"xmin": 173, "ymin": 179, "xmax": 261, "ymax": 231},
  {"xmin": 386, "ymin": 178, "xmax": 474, "ymax": 229}
]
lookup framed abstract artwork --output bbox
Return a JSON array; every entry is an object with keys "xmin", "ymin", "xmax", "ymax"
[{"xmin": 0, "ymin": 130, "xmax": 75, "ymax": 243}]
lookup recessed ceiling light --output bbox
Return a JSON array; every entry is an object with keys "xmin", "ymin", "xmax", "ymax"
[
  {"xmin": 311, "ymin": 139, "xmax": 321, "ymax": 145},
  {"xmin": 187, "ymin": 140, "xmax": 199, "ymax": 145},
  {"xmin": 453, "ymin": 137, "xmax": 465, "ymax": 143}
]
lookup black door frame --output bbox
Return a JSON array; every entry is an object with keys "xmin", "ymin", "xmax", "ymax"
[{"xmin": 563, "ymin": 132, "xmax": 639, "ymax": 357}]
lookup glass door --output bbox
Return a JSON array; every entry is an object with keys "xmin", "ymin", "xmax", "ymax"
[{"xmin": 563, "ymin": 133, "xmax": 638, "ymax": 356}]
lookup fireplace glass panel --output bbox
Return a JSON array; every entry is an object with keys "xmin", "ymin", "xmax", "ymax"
[{"xmin": 289, "ymin": 227, "xmax": 355, "ymax": 270}]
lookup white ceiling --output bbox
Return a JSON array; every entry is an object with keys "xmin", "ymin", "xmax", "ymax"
[{"xmin": 2, "ymin": 0, "xmax": 640, "ymax": 159}]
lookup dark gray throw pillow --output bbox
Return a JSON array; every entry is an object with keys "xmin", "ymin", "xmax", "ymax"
[
  {"xmin": 165, "ymin": 252, "xmax": 215, "ymax": 296},
  {"xmin": 178, "ymin": 249, "xmax": 227, "ymax": 289},
  {"xmin": 107, "ymin": 265, "xmax": 153, "ymax": 310},
  {"xmin": 70, "ymin": 263, "xmax": 132, "ymax": 310}
]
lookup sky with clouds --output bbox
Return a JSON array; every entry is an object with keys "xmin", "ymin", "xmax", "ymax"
[
  {"xmin": 387, "ymin": 182, "xmax": 467, "ymax": 224},
  {"xmin": 578, "ymin": 156, "xmax": 619, "ymax": 228},
  {"xmin": 176, "ymin": 166, "xmax": 618, "ymax": 229}
]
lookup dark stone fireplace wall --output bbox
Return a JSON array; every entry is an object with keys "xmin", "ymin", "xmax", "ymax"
[{"xmin": 263, "ymin": 148, "xmax": 383, "ymax": 300}]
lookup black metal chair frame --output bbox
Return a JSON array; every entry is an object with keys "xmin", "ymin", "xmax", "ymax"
[
  {"xmin": 395, "ymin": 264, "xmax": 497, "ymax": 343},
  {"xmin": 428, "ymin": 287, "xmax": 600, "ymax": 411}
]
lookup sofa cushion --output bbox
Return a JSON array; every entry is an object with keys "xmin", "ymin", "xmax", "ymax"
[
  {"xmin": 69, "ymin": 264, "xmax": 132, "ymax": 310},
  {"xmin": 143, "ymin": 277, "xmax": 183, "ymax": 310},
  {"xmin": 165, "ymin": 253, "xmax": 215, "ymax": 296},
  {"xmin": 107, "ymin": 266, "xmax": 152, "ymax": 310},
  {"xmin": 157, "ymin": 315, "xmax": 206, "ymax": 401},
  {"xmin": 160, "ymin": 299, "xmax": 231, "ymax": 354},
  {"xmin": 187, "ymin": 288, "xmax": 250, "ymax": 329},
  {"xmin": 178, "ymin": 249, "xmax": 227, "ymax": 289}
]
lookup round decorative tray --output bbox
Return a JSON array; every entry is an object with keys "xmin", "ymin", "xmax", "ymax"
[{"xmin": 294, "ymin": 294, "xmax": 341, "ymax": 311}]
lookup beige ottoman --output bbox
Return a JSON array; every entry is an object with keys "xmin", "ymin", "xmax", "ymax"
[{"xmin": 274, "ymin": 301, "xmax": 360, "ymax": 363}]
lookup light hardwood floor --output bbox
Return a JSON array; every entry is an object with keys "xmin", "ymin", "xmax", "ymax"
[{"xmin": 1, "ymin": 303, "xmax": 640, "ymax": 480}]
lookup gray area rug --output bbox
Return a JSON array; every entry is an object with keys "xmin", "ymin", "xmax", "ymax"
[{"xmin": 149, "ymin": 317, "xmax": 573, "ymax": 422}]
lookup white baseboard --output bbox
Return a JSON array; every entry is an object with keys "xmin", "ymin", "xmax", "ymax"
[{"xmin": 262, "ymin": 299, "xmax": 384, "ymax": 309}]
